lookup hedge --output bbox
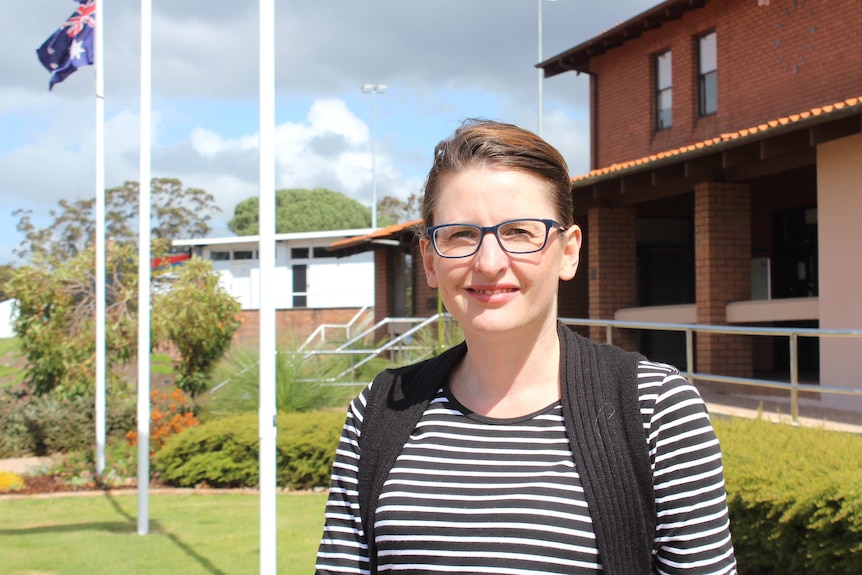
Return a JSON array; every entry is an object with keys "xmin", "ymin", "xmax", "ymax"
[
  {"xmin": 150, "ymin": 408, "xmax": 862, "ymax": 573},
  {"xmin": 152, "ymin": 410, "xmax": 344, "ymax": 490},
  {"xmin": 714, "ymin": 416, "xmax": 862, "ymax": 574},
  {"xmin": 0, "ymin": 386, "xmax": 136, "ymax": 457}
]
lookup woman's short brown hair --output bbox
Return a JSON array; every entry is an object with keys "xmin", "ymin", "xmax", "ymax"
[{"xmin": 420, "ymin": 119, "xmax": 574, "ymax": 229}]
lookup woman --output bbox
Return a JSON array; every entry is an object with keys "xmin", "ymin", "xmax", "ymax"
[{"xmin": 316, "ymin": 119, "xmax": 737, "ymax": 574}]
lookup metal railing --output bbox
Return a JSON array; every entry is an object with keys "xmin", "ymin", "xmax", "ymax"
[
  {"xmin": 300, "ymin": 314, "xmax": 455, "ymax": 384},
  {"xmin": 560, "ymin": 317, "xmax": 862, "ymax": 424},
  {"xmin": 221, "ymin": 310, "xmax": 862, "ymax": 425},
  {"xmin": 297, "ymin": 306, "xmax": 373, "ymax": 353}
]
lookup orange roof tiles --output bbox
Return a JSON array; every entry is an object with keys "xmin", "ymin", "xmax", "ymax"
[
  {"xmin": 572, "ymin": 96, "xmax": 862, "ymax": 183},
  {"xmin": 329, "ymin": 218, "xmax": 423, "ymax": 250}
]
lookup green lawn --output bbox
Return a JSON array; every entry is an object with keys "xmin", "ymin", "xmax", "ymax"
[
  {"xmin": 0, "ymin": 491, "xmax": 328, "ymax": 575},
  {"xmin": 0, "ymin": 337, "xmax": 23, "ymax": 389}
]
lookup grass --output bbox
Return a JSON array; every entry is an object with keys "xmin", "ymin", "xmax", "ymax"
[
  {"xmin": 0, "ymin": 491, "xmax": 328, "ymax": 575},
  {"xmin": 0, "ymin": 337, "xmax": 24, "ymax": 389}
]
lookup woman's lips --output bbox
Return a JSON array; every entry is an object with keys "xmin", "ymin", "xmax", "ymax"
[{"xmin": 466, "ymin": 286, "xmax": 518, "ymax": 303}]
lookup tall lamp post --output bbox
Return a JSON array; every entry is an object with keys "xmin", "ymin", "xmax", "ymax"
[
  {"xmin": 361, "ymin": 83, "xmax": 386, "ymax": 229},
  {"xmin": 537, "ymin": 0, "xmax": 556, "ymax": 137}
]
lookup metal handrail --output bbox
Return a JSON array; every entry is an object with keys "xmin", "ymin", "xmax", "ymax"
[
  {"xmin": 303, "ymin": 315, "xmax": 447, "ymax": 381},
  {"xmin": 297, "ymin": 305, "xmax": 373, "ymax": 352},
  {"xmin": 559, "ymin": 317, "xmax": 862, "ymax": 423}
]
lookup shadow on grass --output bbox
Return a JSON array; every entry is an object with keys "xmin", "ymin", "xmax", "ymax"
[{"xmin": 2, "ymin": 491, "xmax": 229, "ymax": 575}]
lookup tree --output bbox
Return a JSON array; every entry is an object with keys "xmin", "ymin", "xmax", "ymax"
[
  {"xmin": 0, "ymin": 264, "xmax": 14, "ymax": 301},
  {"xmin": 13, "ymin": 177, "xmax": 220, "ymax": 264},
  {"xmin": 228, "ymin": 188, "xmax": 371, "ymax": 235},
  {"xmin": 377, "ymin": 193, "xmax": 423, "ymax": 227},
  {"xmin": 152, "ymin": 257, "xmax": 241, "ymax": 397},
  {"xmin": 7, "ymin": 243, "xmax": 240, "ymax": 399},
  {"xmin": 8, "ymin": 243, "xmax": 139, "ymax": 397}
]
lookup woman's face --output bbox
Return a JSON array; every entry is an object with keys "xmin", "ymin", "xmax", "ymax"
[{"xmin": 420, "ymin": 166, "xmax": 581, "ymax": 341}]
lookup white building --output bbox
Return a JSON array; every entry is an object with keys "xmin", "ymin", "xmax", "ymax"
[{"xmin": 173, "ymin": 228, "xmax": 375, "ymax": 311}]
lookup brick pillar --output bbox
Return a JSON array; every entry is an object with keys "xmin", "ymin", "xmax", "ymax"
[
  {"xmin": 412, "ymin": 244, "xmax": 438, "ymax": 318},
  {"xmin": 374, "ymin": 248, "xmax": 392, "ymax": 342},
  {"xmin": 694, "ymin": 182, "xmax": 752, "ymax": 383},
  {"xmin": 588, "ymin": 206, "xmax": 637, "ymax": 350}
]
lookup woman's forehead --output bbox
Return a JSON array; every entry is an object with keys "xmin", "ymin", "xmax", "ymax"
[{"xmin": 434, "ymin": 167, "xmax": 556, "ymax": 214}]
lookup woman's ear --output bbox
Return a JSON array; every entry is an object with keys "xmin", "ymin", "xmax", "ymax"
[
  {"xmin": 420, "ymin": 237, "xmax": 439, "ymax": 288},
  {"xmin": 558, "ymin": 225, "xmax": 582, "ymax": 281}
]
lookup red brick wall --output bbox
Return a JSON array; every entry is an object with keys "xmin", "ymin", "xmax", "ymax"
[
  {"xmin": 587, "ymin": 207, "xmax": 638, "ymax": 349},
  {"xmin": 233, "ymin": 308, "xmax": 364, "ymax": 347},
  {"xmin": 587, "ymin": 0, "xmax": 862, "ymax": 168},
  {"xmin": 373, "ymin": 248, "xmax": 392, "ymax": 325}
]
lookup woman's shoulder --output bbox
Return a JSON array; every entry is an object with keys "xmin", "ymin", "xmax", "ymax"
[{"xmin": 635, "ymin": 359, "xmax": 712, "ymax": 429}]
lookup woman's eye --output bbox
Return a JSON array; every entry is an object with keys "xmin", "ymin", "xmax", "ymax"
[
  {"xmin": 446, "ymin": 228, "xmax": 479, "ymax": 242},
  {"xmin": 501, "ymin": 226, "xmax": 533, "ymax": 238}
]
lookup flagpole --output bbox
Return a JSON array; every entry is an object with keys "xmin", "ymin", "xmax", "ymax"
[
  {"xmin": 94, "ymin": 0, "xmax": 107, "ymax": 477},
  {"xmin": 258, "ymin": 0, "xmax": 278, "ymax": 572},
  {"xmin": 137, "ymin": 0, "xmax": 152, "ymax": 536}
]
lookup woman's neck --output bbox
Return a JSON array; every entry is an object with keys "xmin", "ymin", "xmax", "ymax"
[{"xmin": 450, "ymin": 322, "xmax": 561, "ymax": 418}]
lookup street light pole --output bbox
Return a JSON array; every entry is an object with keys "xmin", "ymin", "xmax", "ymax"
[
  {"xmin": 537, "ymin": 0, "xmax": 556, "ymax": 137},
  {"xmin": 361, "ymin": 83, "xmax": 387, "ymax": 229}
]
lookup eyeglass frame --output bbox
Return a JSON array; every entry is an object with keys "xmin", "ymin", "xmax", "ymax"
[{"xmin": 425, "ymin": 218, "xmax": 568, "ymax": 259}]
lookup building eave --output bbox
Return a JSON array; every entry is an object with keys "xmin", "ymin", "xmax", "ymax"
[{"xmin": 539, "ymin": 0, "xmax": 707, "ymax": 78}]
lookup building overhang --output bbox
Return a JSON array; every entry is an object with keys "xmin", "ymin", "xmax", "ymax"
[
  {"xmin": 327, "ymin": 219, "xmax": 422, "ymax": 256},
  {"xmin": 539, "ymin": 0, "xmax": 707, "ymax": 78},
  {"xmin": 569, "ymin": 96, "xmax": 862, "ymax": 210}
]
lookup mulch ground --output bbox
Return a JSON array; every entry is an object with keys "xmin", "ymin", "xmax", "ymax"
[{"xmin": 15, "ymin": 474, "xmax": 144, "ymax": 495}]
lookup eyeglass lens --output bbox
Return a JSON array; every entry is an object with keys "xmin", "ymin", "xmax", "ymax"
[{"xmin": 432, "ymin": 219, "xmax": 553, "ymax": 257}]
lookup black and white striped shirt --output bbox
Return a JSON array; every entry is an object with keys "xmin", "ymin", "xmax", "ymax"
[{"xmin": 316, "ymin": 361, "xmax": 737, "ymax": 574}]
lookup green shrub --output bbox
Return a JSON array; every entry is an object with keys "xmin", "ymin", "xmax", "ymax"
[
  {"xmin": 152, "ymin": 410, "xmax": 344, "ymax": 490},
  {"xmin": 0, "ymin": 384, "xmax": 136, "ymax": 457},
  {"xmin": 715, "ymin": 416, "xmax": 862, "ymax": 574}
]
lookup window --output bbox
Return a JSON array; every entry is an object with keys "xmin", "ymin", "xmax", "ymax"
[
  {"xmin": 292, "ymin": 264, "xmax": 307, "ymax": 308},
  {"xmin": 291, "ymin": 247, "xmax": 309, "ymax": 260},
  {"xmin": 655, "ymin": 50, "xmax": 673, "ymax": 130},
  {"xmin": 313, "ymin": 247, "xmax": 337, "ymax": 259},
  {"xmin": 210, "ymin": 251, "xmax": 230, "ymax": 261},
  {"xmin": 698, "ymin": 32, "xmax": 717, "ymax": 116},
  {"xmin": 233, "ymin": 250, "xmax": 253, "ymax": 260}
]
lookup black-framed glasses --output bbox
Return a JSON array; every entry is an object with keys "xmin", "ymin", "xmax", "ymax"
[{"xmin": 426, "ymin": 218, "xmax": 567, "ymax": 259}]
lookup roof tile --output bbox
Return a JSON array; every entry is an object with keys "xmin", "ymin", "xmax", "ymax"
[{"xmin": 572, "ymin": 96, "xmax": 862, "ymax": 183}]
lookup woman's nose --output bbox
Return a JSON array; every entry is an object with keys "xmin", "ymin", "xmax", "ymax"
[{"xmin": 472, "ymin": 232, "xmax": 508, "ymax": 275}]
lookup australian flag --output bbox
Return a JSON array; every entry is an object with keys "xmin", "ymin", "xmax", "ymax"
[{"xmin": 36, "ymin": 0, "xmax": 96, "ymax": 90}]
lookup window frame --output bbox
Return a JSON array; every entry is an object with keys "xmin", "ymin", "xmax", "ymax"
[
  {"xmin": 697, "ymin": 31, "xmax": 717, "ymax": 117},
  {"xmin": 654, "ymin": 49, "xmax": 673, "ymax": 131}
]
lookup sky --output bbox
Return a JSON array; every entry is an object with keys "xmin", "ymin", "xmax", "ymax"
[{"xmin": 1, "ymin": 0, "xmax": 659, "ymax": 266}]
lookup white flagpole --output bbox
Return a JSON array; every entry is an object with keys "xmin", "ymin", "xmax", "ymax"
[
  {"xmin": 137, "ymin": 0, "xmax": 152, "ymax": 536},
  {"xmin": 94, "ymin": 0, "xmax": 107, "ymax": 476},
  {"xmin": 258, "ymin": 0, "xmax": 278, "ymax": 572}
]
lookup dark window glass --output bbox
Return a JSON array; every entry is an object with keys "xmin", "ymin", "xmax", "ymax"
[
  {"xmin": 291, "ymin": 247, "xmax": 309, "ymax": 259},
  {"xmin": 655, "ymin": 50, "xmax": 673, "ymax": 130},
  {"xmin": 313, "ymin": 247, "xmax": 337, "ymax": 258},
  {"xmin": 233, "ymin": 250, "xmax": 253, "ymax": 260},
  {"xmin": 210, "ymin": 251, "xmax": 230, "ymax": 261},
  {"xmin": 698, "ymin": 32, "xmax": 717, "ymax": 116},
  {"xmin": 292, "ymin": 264, "xmax": 307, "ymax": 308}
]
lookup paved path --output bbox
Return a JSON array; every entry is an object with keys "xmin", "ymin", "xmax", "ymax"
[{"xmin": 0, "ymin": 456, "xmax": 57, "ymax": 474}]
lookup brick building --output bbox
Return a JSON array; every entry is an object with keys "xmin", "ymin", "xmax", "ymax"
[
  {"xmin": 173, "ymin": 229, "xmax": 376, "ymax": 343},
  {"xmin": 331, "ymin": 0, "xmax": 862, "ymax": 410}
]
